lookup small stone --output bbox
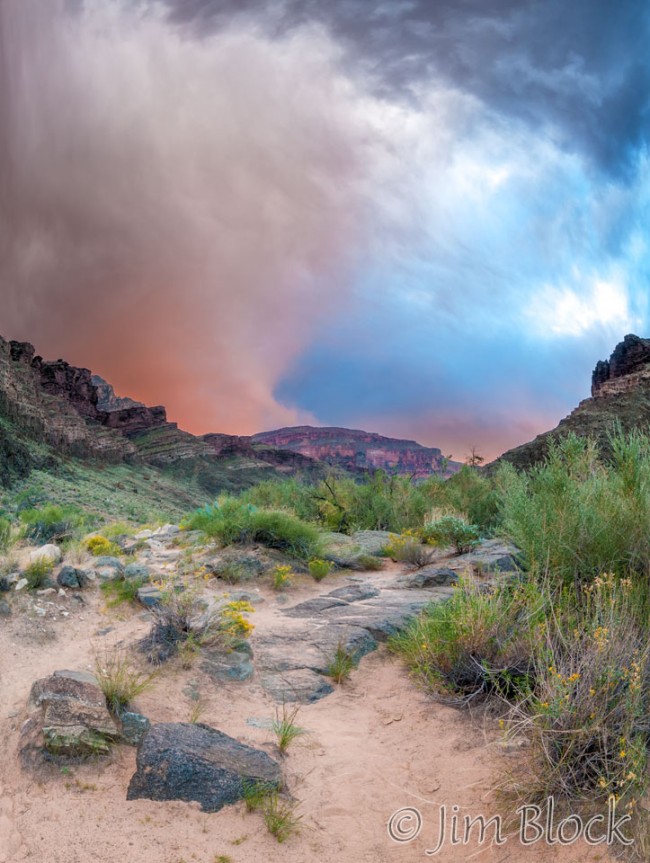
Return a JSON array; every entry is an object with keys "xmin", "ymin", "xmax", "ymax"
[
  {"xmin": 137, "ymin": 586, "xmax": 163, "ymax": 608},
  {"xmin": 15, "ymin": 578, "xmax": 28, "ymax": 592},
  {"xmin": 118, "ymin": 710, "xmax": 151, "ymax": 746},
  {"xmin": 0, "ymin": 599, "xmax": 11, "ymax": 616}
]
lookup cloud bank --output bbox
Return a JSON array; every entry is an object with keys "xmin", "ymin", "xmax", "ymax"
[{"xmin": 1, "ymin": 0, "xmax": 648, "ymax": 458}]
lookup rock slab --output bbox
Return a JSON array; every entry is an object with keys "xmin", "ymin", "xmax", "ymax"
[{"xmin": 127, "ymin": 722, "xmax": 281, "ymax": 811}]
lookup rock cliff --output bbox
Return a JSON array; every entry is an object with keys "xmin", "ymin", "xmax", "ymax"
[
  {"xmin": 252, "ymin": 426, "xmax": 460, "ymax": 477},
  {"xmin": 498, "ymin": 334, "xmax": 650, "ymax": 470}
]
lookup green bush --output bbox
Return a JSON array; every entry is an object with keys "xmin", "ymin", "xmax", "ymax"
[
  {"xmin": 422, "ymin": 515, "xmax": 480, "ymax": 554},
  {"xmin": 19, "ymin": 504, "xmax": 87, "ymax": 543},
  {"xmin": 308, "ymin": 558, "xmax": 332, "ymax": 581},
  {"xmin": 390, "ymin": 578, "xmax": 543, "ymax": 703},
  {"xmin": 498, "ymin": 431, "xmax": 650, "ymax": 584},
  {"xmin": 184, "ymin": 499, "xmax": 321, "ymax": 560},
  {"xmin": 23, "ymin": 558, "xmax": 54, "ymax": 590}
]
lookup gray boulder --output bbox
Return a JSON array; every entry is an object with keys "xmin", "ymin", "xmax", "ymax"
[
  {"xmin": 396, "ymin": 567, "xmax": 459, "ymax": 588},
  {"xmin": 118, "ymin": 710, "xmax": 151, "ymax": 746},
  {"xmin": 57, "ymin": 566, "xmax": 92, "ymax": 589},
  {"xmin": 93, "ymin": 557, "xmax": 125, "ymax": 582},
  {"xmin": 127, "ymin": 722, "xmax": 281, "ymax": 812},
  {"xmin": 124, "ymin": 563, "xmax": 150, "ymax": 582}
]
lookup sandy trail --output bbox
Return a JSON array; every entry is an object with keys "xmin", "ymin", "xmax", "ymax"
[{"xmin": 0, "ymin": 560, "xmax": 604, "ymax": 863}]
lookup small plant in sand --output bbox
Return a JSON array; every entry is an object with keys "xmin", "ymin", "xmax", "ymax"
[
  {"xmin": 308, "ymin": 558, "xmax": 332, "ymax": 581},
  {"xmin": 272, "ymin": 703, "xmax": 306, "ymax": 755},
  {"xmin": 271, "ymin": 564, "xmax": 293, "ymax": 591},
  {"xmin": 327, "ymin": 639, "xmax": 356, "ymax": 684},
  {"xmin": 262, "ymin": 792, "xmax": 302, "ymax": 843},
  {"xmin": 23, "ymin": 558, "xmax": 54, "ymax": 590},
  {"xmin": 101, "ymin": 576, "xmax": 147, "ymax": 607},
  {"xmin": 94, "ymin": 651, "xmax": 157, "ymax": 714},
  {"xmin": 241, "ymin": 778, "xmax": 275, "ymax": 813},
  {"xmin": 218, "ymin": 600, "xmax": 255, "ymax": 641}
]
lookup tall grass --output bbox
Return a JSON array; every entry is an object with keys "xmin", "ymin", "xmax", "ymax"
[{"xmin": 499, "ymin": 432, "xmax": 650, "ymax": 586}]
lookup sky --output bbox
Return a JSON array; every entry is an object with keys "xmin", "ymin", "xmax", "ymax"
[{"xmin": 0, "ymin": 0, "xmax": 648, "ymax": 460}]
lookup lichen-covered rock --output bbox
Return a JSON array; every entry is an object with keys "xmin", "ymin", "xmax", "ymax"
[
  {"xmin": 126, "ymin": 722, "xmax": 281, "ymax": 812},
  {"xmin": 57, "ymin": 566, "xmax": 93, "ymax": 589},
  {"xmin": 124, "ymin": 563, "xmax": 150, "ymax": 582},
  {"xmin": 28, "ymin": 544, "xmax": 62, "ymax": 566},
  {"xmin": 24, "ymin": 670, "xmax": 119, "ymax": 759}
]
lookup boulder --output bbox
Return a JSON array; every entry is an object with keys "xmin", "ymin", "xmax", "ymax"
[
  {"xmin": 57, "ymin": 566, "xmax": 92, "ymax": 589},
  {"xmin": 126, "ymin": 722, "xmax": 281, "ymax": 811},
  {"xmin": 118, "ymin": 710, "xmax": 151, "ymax": 746},
  {"xmin": 396, "ymin": 567, "xmax": 459, "ymax": 588},
  {"xmin": 124, "ymin": 563, "xmax": 150, "ymax": 582},
  {"xmin": 93, "ymin": 556, "xmax": 125, "ymax": 582},
  {"xmin": 350, "ymin": 530, "xmax": 393, "ymax": 555},
  {"xmin": 202, "ymin": 642, "xmax": 254, "ymax": 682},
  {"xmin": 0, "ymin": 573, "xmax": 18, "ymax": 591},
  {"xmin": 137, "ymin": 585, "xmax": 163, "ymax": 608},
  {"xmin": 24, "ymin": 670, "xmax": 120, "ymax": 758},
  {"xmin": 28, "ymin": 544, "xmax": 62, "ymax": 566}
]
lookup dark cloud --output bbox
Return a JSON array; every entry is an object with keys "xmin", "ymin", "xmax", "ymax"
[{"xmin": 165, "ymin": 0, "xmax": 650, "ymax": 178}]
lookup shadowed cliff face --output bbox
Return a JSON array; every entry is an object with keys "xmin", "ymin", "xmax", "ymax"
[
  {"xmin": 497, "ymin": 334, "xmax": 650, "ymax": 471},
  {"xmin": 252, "ymin": 426, "xmax": 461, "ymax": 477}
]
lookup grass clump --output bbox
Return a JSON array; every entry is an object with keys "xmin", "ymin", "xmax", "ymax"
[
  {"xmin": 327, "ymin": 640, "xmax": 357, "ymax": 684},
  {"xmin": 422, "ymin": 515, "xmax": 480, "ymax": 555},
  {"xmin": 389, "ymin": 578, "xmax": 542, "ymax": 705},
  {"xmin": 100, "ymin": 576, "xmax": 146, "ymax": 607},
  {"xmin": 308, "ymin": 558, "xmax": 332, "ymax": 581},
  {"xmin": 262, "ymin": 793, "xmax": 302, "ymax": 843},
  {"xmin": 272, "ymin": 704, "xmax": 306, "ymax": 755},
  {"xmin": 241, "ymin": 778, "xmax": 275, "ymax": 813},
  {"xmin": 94, "ymin": 652, "xmax": 157, "ymax": 714},
  {"xmin": 23, "ymin": 558, "xmax": 54, "ymax": 590}
]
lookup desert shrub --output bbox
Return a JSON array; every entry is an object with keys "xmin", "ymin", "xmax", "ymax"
[
  {"xmin": 271, "ymin": 564, "xmax": 293, "ymax": 591},
  {"xmin": 439, "ymin": 466, "xmax": 500, "ymax": 531},
  {"xmin": 509, "ymin": 573, "xmax": 650, "ymax": 811},
  {"xmin": 94, "ymin": 651, "xmax": 157, "ymax": 714},
  {"xmin": 390, "ymin": 578, "xmax": 543, "ymax": 704},
  {"xmin": 140, "ymin": 589, "xmax": 253, "ymax": 664},
  {"xmin": 184, "ymin": 499, "xmax": 321, "ymax": 560},
  {"xmin": 307, "ymin": 558, "xmax": 332, "ymax": 581},
  {"xmin": 354, "ymin": 554, "xmax": 384, "ymax": 571},
  {"xmin": 262, "ymin": 793, "xmax": 302, "ymax": 843},
  {"xmin": 422, "ymin": 515, "xmax": 480, "ymax": 554},
  {"xmin": 0, "ymin": 517, "xmax": 11, "ymax": 552},
  {"xmin": 383, "ymin": 531, "xmax": 435, "ymax": 567},
  {"xmin": 23, "ymin": 558, "xmax": 54, "ymax": 590},
  {"xmin": 84, "ymin": 535, "xmax": 121, "ymax": 557},
  {"xmin": 19, "ymin": 505, "xmax": 78, "ymax": 543},
  {"xmin": 498, "ymin": 431, "xmax": 650, "ymax": 585}
]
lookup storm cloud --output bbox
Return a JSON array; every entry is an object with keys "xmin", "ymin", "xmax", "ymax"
[{"xmin": 1, "ymin": 0, "xmax": 648, "ymax": 457}]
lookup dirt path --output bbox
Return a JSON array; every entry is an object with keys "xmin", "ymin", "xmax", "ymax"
[{"xmin": 0, "ymin": 552, "xmax": 605, "ymax": 863}]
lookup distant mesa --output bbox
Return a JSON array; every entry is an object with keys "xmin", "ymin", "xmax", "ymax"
[
  {"xmin": 252, "ymin": 426, "xmax": 461, "ymax": 477},
  {"xmin": 498, "ymin": 334, "xmax": 650, "ymax": 471}
]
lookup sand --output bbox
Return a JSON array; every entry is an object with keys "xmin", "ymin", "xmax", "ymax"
[{"xmin": 0, "ymin": 566, "xmax": 609, "ymax": 863}]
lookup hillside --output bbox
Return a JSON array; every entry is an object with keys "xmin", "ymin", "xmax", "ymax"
[
  {"xmin": 252, "ymin": 426, "xmax": 461, "ymax": 477},
  {"xmin": 498, "ymin": 334, "xmax": 650, "ymax": 470},
  {"xmin": 0, "ymin": 336, "xmax": 328, "ymax": 515}
]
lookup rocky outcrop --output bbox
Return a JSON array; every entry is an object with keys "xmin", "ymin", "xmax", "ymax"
[
  {"xmin": 252, "ymin": 426, "xmax": 460, "ymax": 477},
  {"xmin": 499, "ymin": 334, "xmax": 650, "ymax": 471},
  {"xmin": 591, "ymin": 334, "xmax": 650, "ymax": 397},
  {"xmin": 92, "ymin": 375, "xmax": 141, "ymax": 412},
  {"xmin": 127, "ymin": 722, "xmax": 282, "ymax": 811}
]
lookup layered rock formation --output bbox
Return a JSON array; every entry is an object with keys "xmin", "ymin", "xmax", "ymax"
[
  {"xmin": 252, "ymin": 426, "xmax": 460, "ymax": 477},
  {"xmin": 498, "ymin": 334, "xmax": 650, "ymax": 470}
]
